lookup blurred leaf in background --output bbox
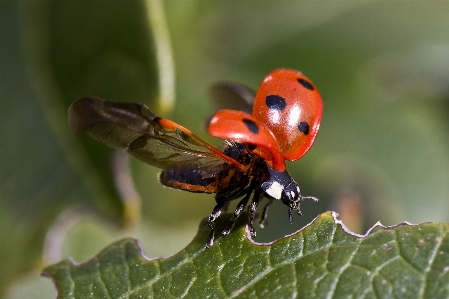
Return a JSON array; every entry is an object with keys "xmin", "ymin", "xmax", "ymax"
[
  {"xmin": 1, "ymin": 0, "xmax": 449, "ymax": 297},
  {"xmin": 1, "ymin": 0, "xmax": 162, "ymax": 296}
]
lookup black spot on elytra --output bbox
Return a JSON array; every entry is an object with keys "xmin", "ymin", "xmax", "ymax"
[
  {"xmin": 266, "ymin": 95, "xmax": 287, "ymax": 110},
  {"xmin": 298, "ymin": 121, "xmax": 309, "ymax": 135},
  {"xmin": 297, "ymin": 78, "xmax": 314, "ymax": 91},
  {"xmin": 243, "ymin": 119, "xmax": 259, "ymax": 134}
]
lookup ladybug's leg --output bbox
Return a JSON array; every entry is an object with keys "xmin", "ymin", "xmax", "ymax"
[
  {"xmin": 247, "ymin": 188, "xmax": 262, "ymax": 239},
  {"xmin": 222, "ymin": 190, "xmax": 252, "ymax": 236},
  {"xmin": 207, "ymin": 199, "xmax": 228, "ymax": 248},
  {"xmin": 259, "ymin": 197, "xmax": 274, "ymax": 228}
]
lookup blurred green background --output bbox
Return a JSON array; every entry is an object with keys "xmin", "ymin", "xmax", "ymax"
[{"xmin": 1, "ymin": 1, "xmax": 449, "ymax": 297}]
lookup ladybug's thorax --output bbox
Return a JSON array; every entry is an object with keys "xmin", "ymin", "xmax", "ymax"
[
  {"xmin": 214, "ymin": 142, "xmax": 269, "ymax": 195},
  {"xmin": 229, "ymin": 143, "xmax": 270, "ymax": 183},
  {"xmin": 252, "ymin": 69, "xmax": 323, "ymax": 161}
]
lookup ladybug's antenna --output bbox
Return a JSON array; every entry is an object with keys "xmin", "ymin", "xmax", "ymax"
[{"xmin": 301, "ymin": 196, "xmax": 319, "ymax": 202}]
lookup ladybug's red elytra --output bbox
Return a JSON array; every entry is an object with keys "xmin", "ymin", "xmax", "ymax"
[
  {"xmin": 68, "ymin": 68, "xmax": 323, "ymax": 248},
  {"xmin": 253, "ymin": 69, "xmax": 323, "ymax": 161},
  {"xmin": 208, "ymin": 69, "xmax": 323, "ymax": 171}
]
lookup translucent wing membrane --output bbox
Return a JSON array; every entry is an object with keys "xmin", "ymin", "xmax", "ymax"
[
  {"xmin": 68, "ymin": 97, "xmax": 239, "ymax": 173},
  {"xmin": 209, "ymin": 82, "xmax": 255, "ymax": 114}
]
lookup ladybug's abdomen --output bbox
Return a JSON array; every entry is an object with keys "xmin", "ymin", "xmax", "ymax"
[
  {"xmin": 252, "ymin": 69, "xmax": 323, "ymax": 161},
  {"xmin": 159, "ymin": 142, "xmax": 253, "ymax": 194},
  {"xmin": 159, "ymin": 168, "xmax": 219, "ymax": 193}
]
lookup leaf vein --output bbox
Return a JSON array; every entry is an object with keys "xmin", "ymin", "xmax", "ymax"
[
  {"xmin": 68, "ymin": 259, "xmax": 76, "ymax": 299},
  {"xmin": 97, "ymin": 256, "xmax": 113, "ymax": 299},
  {"xmin": 419, "ymin": 230, "xmax": 446, "ymax": 299},
  {"xmin": 123, "ymin": 249, "xmax": 205, "ymax": 296},
  {"xmin": 291, "ymin": 262, "xmax": 298, "ymax": 298},
  {"xmin": 118, "ymin": 244, "xmax": 134, "ymax": 299},
  {"xmin": 228, "ymin": 241, "xmax": 332, "ymax": 298}
]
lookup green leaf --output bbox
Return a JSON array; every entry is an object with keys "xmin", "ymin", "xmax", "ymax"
[{"xmin": 43, "ymin": 212, "xmax": 449, "ymax": 298}]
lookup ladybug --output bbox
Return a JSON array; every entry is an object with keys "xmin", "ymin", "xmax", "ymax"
[{"xmin": 68, "ymin": 68, "xmax": 323, "ymax": 248}]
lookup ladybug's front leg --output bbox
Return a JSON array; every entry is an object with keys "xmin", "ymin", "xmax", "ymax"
[{"xmin": 247, "ymin": 188, "xmax": 262, "ymax": 239}]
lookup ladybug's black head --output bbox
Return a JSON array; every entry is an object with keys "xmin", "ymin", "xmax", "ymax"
[
  {"xmin": 281, "ymin": 181, "xmax": 302, "ymax": 212},
  {"xmin": 261, "ymin": 166, "xmax": 319, "ymax": 223},
  {"xmin": 260, "ymin": 167, "xmax": 302, "ymax": 211}
]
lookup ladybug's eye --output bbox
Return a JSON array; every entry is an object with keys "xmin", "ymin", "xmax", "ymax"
[
  {"xmin": 265, "ymin": 95, "xmax": 286, "ymax": 110},
  {"xmin": 297, "ymin": 78, "xmax": 314, "ymax": 90},
  {"xmin": 298, "ymin": 121, "xmax": 310, "ymax": 135}
]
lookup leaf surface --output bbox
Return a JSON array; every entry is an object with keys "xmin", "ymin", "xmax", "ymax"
[{"xmin": 44, "ymin": 212, "xmax": 449, "ymax": 299}]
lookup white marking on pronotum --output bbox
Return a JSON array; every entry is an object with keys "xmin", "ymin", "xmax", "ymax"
[
  {"xmin": 290, "ymin": 191, "xmax": 296, "ymax": 198},
  {"xmin": 265, "ymin": 181, "xmax": 284, "ymax": 199}
]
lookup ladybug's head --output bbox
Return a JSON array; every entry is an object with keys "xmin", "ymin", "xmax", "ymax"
[
  {"xmin": 280, "ymin": 181, "xmax": 302, "ymax": 213},
  {"xmin": 261, "ymin": 166, "xmax": 301, "ymax": 207},
  {"xmin": 261, "ymin": 166, "xmax": 318, "ymax": 221}
]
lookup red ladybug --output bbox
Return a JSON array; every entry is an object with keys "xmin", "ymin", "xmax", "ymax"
[{"xmin": 68, "ymin": 68, "xmax": 323, "ymax": 247}]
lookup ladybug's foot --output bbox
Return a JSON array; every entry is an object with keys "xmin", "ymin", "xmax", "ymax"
[
  {"xmin": 222, "ymin": 224, "xmax": 233, "ymax": 236},
  {"xmin": 206, "ymin": 227, "xmax": 215, "ymax": 249},
  {"xmin": 222, "ymin": 192, "xmax": 251, "ymax": 236},
  {"xmin": 259, "ymin": 199, "xmax": 273, "ymax": 228},
  {"xmin": 247, "ymin": 223, "xmax": 256, "ymax": 239},
  {"xmin": 206, "ymin": 200, "xmax": 227, "ymax": 248}
]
